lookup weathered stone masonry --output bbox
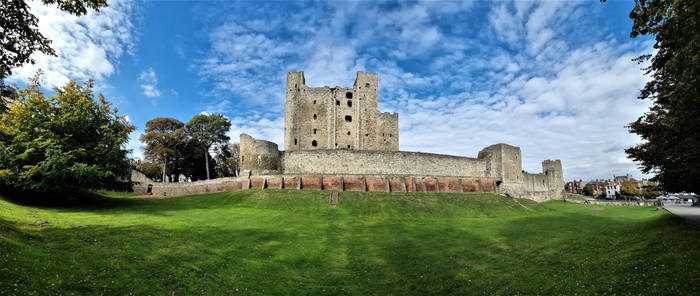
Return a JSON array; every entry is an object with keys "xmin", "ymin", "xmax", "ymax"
[
  {"xmin": 135, "ymin": 71, "xmax": 565, "ymax": 202},
  {"xmin": 285, "ymin": 71, "xmax": 398, "ymax": 151}
]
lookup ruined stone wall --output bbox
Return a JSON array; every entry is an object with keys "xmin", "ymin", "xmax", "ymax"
[
  {"xmin": 280, "ymin": 149, "xmax": 486, "ymax": 177},
  {"xmin": 284, "ymin": 71, "xmax": 398, "ymax": 151},
  {"xmin": 132, "ymin": 176, "xmax": 251, "ymax": 197},
  {"xmin": 131, "ymin": 169, "xmax": 153, "ymax": 194},
  {"xmin": 498, "ymin": 160, "xmax": 565, "ymax": 202}
]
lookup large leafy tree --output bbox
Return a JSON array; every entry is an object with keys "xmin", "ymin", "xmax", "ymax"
[
  {"xmin": 0, "ymin": 78, "xmax": 134, "ymax": 193},
  {"xmin": 621, "ymin": 0, "xmax": 700, "ymax": 192},
  {"xmin": 140, "ymin": 117, "xmax": 187, "ymax": 182},
  {"xmin": 186, "ymin": 114, "xmax": 231, "ymax": 180},
  {"xmin": 0, "ymin": 0, "xmax": 107, "ymax": 79}
]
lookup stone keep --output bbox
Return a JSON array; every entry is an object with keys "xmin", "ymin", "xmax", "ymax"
[{"xmin": 284, "ymin": 71, "xmax": 399, "ymax": 151}]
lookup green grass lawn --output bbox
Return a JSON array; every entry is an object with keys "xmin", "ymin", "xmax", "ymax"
[{"xmin": 1, "ymin": 190, "xmax": 698, "ymax": 295}]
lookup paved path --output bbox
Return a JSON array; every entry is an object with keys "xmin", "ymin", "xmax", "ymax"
[{"xmin": 663, "ymin": 203, "xmax": 700, "ymax": 225}]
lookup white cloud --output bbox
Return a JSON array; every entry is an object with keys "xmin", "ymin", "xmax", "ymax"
[
  {"xmin": 138, "ymin": 67, "xmax": 161, "ymax": 97},
  {"xmin": 8, "ymin": 0, "xmax": 136, "ymax": 87}
]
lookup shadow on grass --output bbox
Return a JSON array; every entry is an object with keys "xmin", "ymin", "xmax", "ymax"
[
  {"xmin": 0, "ymin": 189, "xmax": 144, "ymax": 210},
  {"xmin": 0, "ymin": 189, "xmax": 261, "ymax": 214}
]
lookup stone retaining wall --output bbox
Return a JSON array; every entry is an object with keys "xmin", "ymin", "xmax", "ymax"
[{"xmin": 133, "ymin": 174, "xmax": 498, "ymax": 197}]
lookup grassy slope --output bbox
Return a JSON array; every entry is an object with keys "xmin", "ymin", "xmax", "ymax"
[{"xmin": 0, "ymin": 190, "xmax": 698, "ymax": 295}]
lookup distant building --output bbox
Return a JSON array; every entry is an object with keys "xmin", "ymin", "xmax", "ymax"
[
  {"xmin": 614, "ymin": 174, "xmax": 633, "ymax": 184},
  {"xmin": 605, "ymin": 184, "xmax": 620, "ymax": 199},
  {"xmin": 565, "ymin": 179, "xmax": 587, "ymax": 194}
]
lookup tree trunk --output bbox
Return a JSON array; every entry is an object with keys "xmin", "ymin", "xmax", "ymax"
[
  {"xmin": 204, "ymin": 147, "xmax": 210, "ymax": 180},
  {"xmin": 162, "ymin": 155, "xmax": 167, "ymax": 183}
]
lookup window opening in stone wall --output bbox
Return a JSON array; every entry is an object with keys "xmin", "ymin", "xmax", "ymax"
[
  {"xmin": 312, "ymin": 140, "xmax": 318, "ymax": 147},
  {"xmin": 345, "ymin": 115, "xmax": 352, "ymax": 122},
  {"xmin": 336, "ymin": 100, "xmax": 340, "ymax": 106},
  {"xmin": 294, "ymin": 138, "xmax": 297, "ymax": 145},
  {"xmin": 313, "ymin": 129, "xmax": 317, "ymax": 134},
  {"xmin": 382, "ymin": 132, "xmax": 384, "ymax": 136},
  {"xmin": 365, "ymin": 83, "xmax": 370, "ymax": 87},
  {"xmin": 347, "ymin": 145, "xmax": 351, "ymax": 149},
  {"xmin": 389, "ymin": 133, "xmax": 392, "ymax": 137},
  {"xmin": 365, "ymin": 133, "xmax": 368, "ymax": 136},
  {"xmin": 347, "ymin": 100, "xmax": 352, "ymax": 107},
  {"xmin": 313, "ymin": 114, "xmax": 317, "ymax": 120},
  {"xmin": 313, "ymin": 100, "xmax": 316, "ymax": 105},
  {"xmin": 346, "ymin": 92, "xmax": 352, "ymax": 99},
  {"xmin": 347, "ymin": 131, "xmax": 350, "ymax": 135}
]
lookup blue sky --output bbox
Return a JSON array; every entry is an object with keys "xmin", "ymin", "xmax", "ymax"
[{"xmin": 9, "ymin": 0, "xmax": 654, "ymax": 181}]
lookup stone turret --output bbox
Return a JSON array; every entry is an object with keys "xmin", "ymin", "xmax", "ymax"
[
  {"xmin": 478, "ymin": 143, "xmax": 523, "ymax": 183},
  {"xmin": 240, "ymin": 134, "xmax": 280, "ymax": 175}
]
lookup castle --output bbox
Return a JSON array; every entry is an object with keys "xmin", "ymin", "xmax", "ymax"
[{"xmin": 135, "ymin": 71, "xmax": 565, "ymax": 202}]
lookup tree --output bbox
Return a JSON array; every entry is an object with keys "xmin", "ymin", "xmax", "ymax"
[
  {"xmin": 583, "ymin": 185, "xmax": 594, "ymax": 196},
  {"xmin": 0, "ymin": 78, "xmax": 134, "ymax": 193},
  {"xmin": 186, "ymin": 114, "xmax": 231, "ymax": 180},
  {"xmin": 620, "ymin": 180, "xmax": 641, "ymax": 197},
  {"xmin": 618, "ymin": 0, "xmax": 700, "ymax": 193},
  {"xmin": 214, "ymin": 143, "xmax": 240, "ymax": 177},
  {"xmin": 140, "ymin": 118, "xmax": 187, "ymax": 183},
  {"xmin": 1, "ymin": 0, "xmax": 107, "ymax": 80}
]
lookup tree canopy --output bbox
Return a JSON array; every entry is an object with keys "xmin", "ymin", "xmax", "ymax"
[
  {"xmin": 621, "ymin": 0, "xmax": 700, "ymax": 192},
  {"xmin": 140, "ymin": 117, "xmax": 187, "ymax": 182},
  {"xmin": 186, "ymin": 114, "xmax": 231, "ymax": 180},
  {"xmin": 0, "ymin": 79, "xmax": 134, "ymax": 193},
  {"xmin": 620, "ymin": 180, "xmax": 641, "ymax": 197}
]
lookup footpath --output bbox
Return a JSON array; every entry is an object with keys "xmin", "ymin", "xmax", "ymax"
[{"xmin": 663, "ymin": 203, "xmax": 700, "ymax": 225}]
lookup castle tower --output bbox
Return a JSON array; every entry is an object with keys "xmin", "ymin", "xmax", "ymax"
[
  {"xmin": 283, "ymin": 70, "xmax": 398, "ymax": 152},
  {"xmin": 542, "ymin": 159, "xmax": 565, "ymax": 192},
  {"xmin": 284, "ymin": 71, "xmax": 303, "ymax": 151}
]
